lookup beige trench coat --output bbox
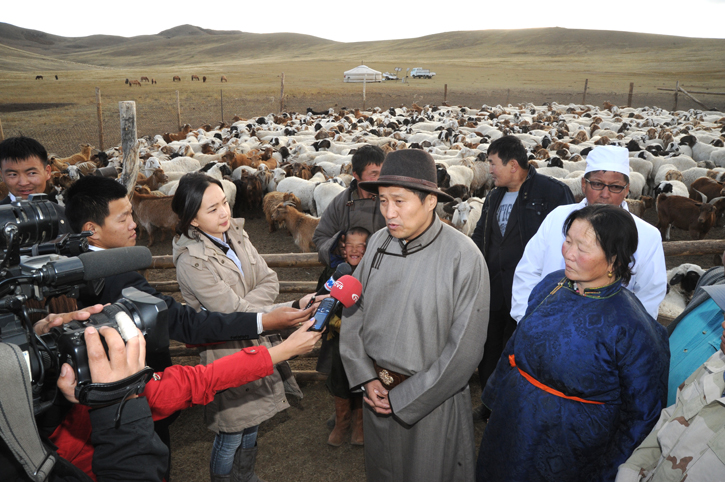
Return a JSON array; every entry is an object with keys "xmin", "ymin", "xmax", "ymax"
[{"xmin": 172, "ymin": 217, "xmax": 301, "ymax": 433}]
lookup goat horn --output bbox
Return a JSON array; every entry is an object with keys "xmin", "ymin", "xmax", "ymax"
[
  {"xmin": 693, "ymin": 188, "xmax": 707, "ymax": 203},
  {"xmin": 708, "ymin": 196, "xmax": 725, "ymax": 205}
]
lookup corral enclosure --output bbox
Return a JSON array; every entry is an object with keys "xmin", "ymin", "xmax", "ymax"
[{"xmin": 4, "ymin": 22, "xmax": 725, "ymax": 482}]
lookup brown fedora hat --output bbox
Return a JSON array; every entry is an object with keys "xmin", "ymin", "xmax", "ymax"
[{"xmin": 359, "ymin": 149, "xmax": 454, "ymax": 202}]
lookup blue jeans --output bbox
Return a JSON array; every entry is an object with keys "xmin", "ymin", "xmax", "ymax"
[{"xmin": 210, "ymin": 425, "xmax": 259, "ymax": 475}]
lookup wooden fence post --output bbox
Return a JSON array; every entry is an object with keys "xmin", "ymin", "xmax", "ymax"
[
  {"xmin": 673, "ymin": 81, "xmax": 679, "ymax": 112},
  {"xmin": 176, "ymin": 91, "xmax": 181, "ymax": 130},
  {"xmin": 444, "ymin": 84, "xmax": 448, "ymax": 104},
  {"xmin": 118, "ymin": 101, "xmax": 140, "ymax": 196},
  {"xmin": 582, "ymin": 79, "xmax": 589, "ymax": 105},
  {"xmin": 220, "ymin": 89, "xmax": 224, "ymax": 123},
  {"xmin": 280, "ymin": 73, "xmax": 285, "ymax": 113},
  {"xmin": 0, "ymin": 118, "xmax": 4, "ymax": 142},
  {"xmin": 95, "ymin": 87, "xmax": 104, "ymax": 150},
  {"xmin": 627, "ymin": 82, "xmax": 634, "ymax": 108}
]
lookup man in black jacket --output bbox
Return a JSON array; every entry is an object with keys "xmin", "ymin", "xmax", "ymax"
[
  {"xmin": 471, "ymin": 136, "xmax": 574, "ymax": 419},
  {"xmin": 0, "ymin": 137, "xmax": 70, "ymax": 234},
  {"xmin": 313, "ymin": 144, "xmax": 386, "ymax": 268}
]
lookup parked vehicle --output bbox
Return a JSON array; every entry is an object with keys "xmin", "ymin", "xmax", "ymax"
[
  {"xmin": 383, "ymin": 72, "xmax": 399, "ymax": 81},
  {"xmin": 410, "ymin": 67, "xmax": 436, "ymax": 79}
]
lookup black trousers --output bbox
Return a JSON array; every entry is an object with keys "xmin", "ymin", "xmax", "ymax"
[{"xmin": 478, "ymin": 308, "xmax": 518, "ymax": 390}]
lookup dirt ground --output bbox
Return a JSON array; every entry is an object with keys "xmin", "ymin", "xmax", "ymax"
[{"xmin": 135, "ymin": 199, "xmax": 725, "ymax": 482}]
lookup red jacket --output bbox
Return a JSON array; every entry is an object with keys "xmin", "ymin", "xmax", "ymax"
[{"xmin": 49, "ymin": 346, "xmax": 273, "ymax": 480}]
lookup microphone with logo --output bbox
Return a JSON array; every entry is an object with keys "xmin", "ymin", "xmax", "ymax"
[
  {"xmin": 308, "ymin": 275, "xmax": 362, "ymax": 332},
  {"xmin": 304, "ymin": 262, "xmax": 352, "ymax": 309}
]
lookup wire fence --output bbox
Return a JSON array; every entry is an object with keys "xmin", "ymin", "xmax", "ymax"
[{"xmin": 1, "ymin": 82, "xmax": 721, "ymax": 157}]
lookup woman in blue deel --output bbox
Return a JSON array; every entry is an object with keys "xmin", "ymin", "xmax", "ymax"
[{"xmin": 476, "ymin": 204, "xmax": 670, "ymax": 482}]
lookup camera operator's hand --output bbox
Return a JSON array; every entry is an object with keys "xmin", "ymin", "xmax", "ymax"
[
  {"xmin": 33, "ymin": 303, "xmax": 105, "ymax": 335},
  {"xmin": 57, "ymin": 325, "xmax": 146, "ymax": 404},
  {"xmin": 261, "ymin": 305, "xmax": 315, "ymax": 331},
  {"xmin": 268, "ymin": 319, "xmax": 321, "ymax": 364}
]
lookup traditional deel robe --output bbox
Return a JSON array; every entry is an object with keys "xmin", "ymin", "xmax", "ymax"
[
  {"xmin": 340, "ymin": 215, "xmax": 490, "ymax": 482},
  {"xmin": 478, "ymin": 270, "xmax": 670, "ymax": 482}
]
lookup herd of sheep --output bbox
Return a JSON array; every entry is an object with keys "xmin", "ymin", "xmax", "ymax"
[{"xmin": 46, "ymin": 100, "xmax": 725, "ymax": 318}]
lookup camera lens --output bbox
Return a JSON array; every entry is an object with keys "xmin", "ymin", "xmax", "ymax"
[{"xmin": 0, "ymin": 197, "xmax": 59, "ymax": 248}]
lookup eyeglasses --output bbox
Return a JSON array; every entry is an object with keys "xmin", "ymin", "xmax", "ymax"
[{"xmin": 584, "ymin": 179, "xmax": 628, "ymax": 194}]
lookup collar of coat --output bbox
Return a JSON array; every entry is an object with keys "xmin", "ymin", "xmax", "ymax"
[{"xmin": 173, "ymin": 218, "xmax": 245, "ymax": 262}]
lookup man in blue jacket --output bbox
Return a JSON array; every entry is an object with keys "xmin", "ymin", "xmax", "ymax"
[{"xmin": 471, "ymin": 135, "xmax": 574, "ymax": 419}]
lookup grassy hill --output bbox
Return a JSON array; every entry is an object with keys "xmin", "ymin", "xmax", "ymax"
[{"xmin": 1, "ymin": 22, "xmax": 724, "ymax": 71}]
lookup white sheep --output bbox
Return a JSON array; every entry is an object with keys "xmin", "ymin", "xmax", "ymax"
[
  {"xmin": 276, "ymin": 177, "xmax": 320, "ymax": 215},
  {"xmin": 658, "ymin": 263, "xmax": 705, "ymax": 319},
  {"xmin": 313, "ymin": 180, "xmax": 346, "ymax": 216}
]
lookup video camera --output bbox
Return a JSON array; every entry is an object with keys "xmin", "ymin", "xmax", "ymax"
[{"xmin": 0, "ymin": 194, "xmax": 168, "ymax": 414}]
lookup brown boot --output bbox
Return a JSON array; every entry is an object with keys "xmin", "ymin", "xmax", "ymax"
[
  {"xmin": 350, "ymin": 395, "xmax": 364, "ymax": 446},
  {"xmin": 327, "ymin": 397, "xmax": 351, "ymax": 447}
]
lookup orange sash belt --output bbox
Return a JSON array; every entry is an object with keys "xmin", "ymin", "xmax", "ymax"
[{"xmin": 509, "ymin": 354, "xmax": 604, "ymax": 405}]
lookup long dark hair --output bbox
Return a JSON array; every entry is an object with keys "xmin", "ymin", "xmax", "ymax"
[
  {"xmin": 563, "ymin": 204, "xmax": 638, "ymax": 285},
  {"xmin": 171, "ymin": 172, "xmax": 223, "ymax": 237}
]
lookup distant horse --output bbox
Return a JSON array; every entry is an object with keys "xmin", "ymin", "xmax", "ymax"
[
  {"xmin": 151, "ymin": 78, "xmax": 157, "ymax": 84},
  {"xmin": 191, "ymin": 74, "xmax": 200, "ymax": 81},
  {"xmin": 55, "ymin": 75, "xmax": 58, "ymax": 80},
  {"xmin": 173, "ymin": 75, "xmax": 181, "ymax": 82},
  {"xmin": 128, "ymin": 80, "xmax": 142, "ymax": 87},
  {"xmin": 221, "ymin": 76, "xmax": 228, "ymax": 83},
  {"xmin": 35, "ymin": 75, "xmax": 43, "ymax": 80},
  {"xmin": 125, "ymin": 78, "xmax": 129, "ymax": 84},
  {"xmin": 140, "ymin": 76, "xmax": 150, "ymax": 82},
  {"xmin": 203, "ymin": 76, "xmax": 207, "ymax": 82}
]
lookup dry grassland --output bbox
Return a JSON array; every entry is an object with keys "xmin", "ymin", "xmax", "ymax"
[{"xmin": 1, "ymin": 25, "xmax": 725, "ymax": 155}]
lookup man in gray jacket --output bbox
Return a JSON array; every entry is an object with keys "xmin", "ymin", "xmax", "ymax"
[{"xmin": 313, "ymin": 145, "xmax": 386, "ymax": 267}]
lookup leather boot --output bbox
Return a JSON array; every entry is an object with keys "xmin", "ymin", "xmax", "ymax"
[
  {"xmin": 210, "ymin": 470, "xmax": 231, "ymax": 482},
  {"xmin": 230, "ymin": 445, "xmax": 266, "ymax": 482},
  {"xmin": 327, "ymin": 396, "xmax": 351, "ymax": 447},
  {"xmin": 349, "ymin": 395, "xmax": 364, "ymax": 446}
]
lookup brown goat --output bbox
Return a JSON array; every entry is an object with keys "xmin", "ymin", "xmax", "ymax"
[
  {"xmin": 130, "ymin": 187, "xmax": 178, "ymax": 247},
  {"xmin": 51, "ymin": 144, "xmax": 93, "ymax": 168},
  {"xmin": 270, "ymin": 204, "xmax": 319, "ymax": 252},
  {"xmin": 222, "ymin": 151, "xmax": 253, "ymax": 170},
  {"xmin": 689, "ymin": 177, "xmax": 725, "ymax": 202},
  {"xmin": 656, "ymin": 194, "xmax": 725, "ymax": 240},
  {"xmin": 263, "ymin": 192, "xmax": 302, "ymax": 233},
  {"xmin": 162, "ymin": 124, "xmax": 192, "ymax": 143},
  {"xmin": 136, "ymin": 168, "xmax": 169, "ymax": 192}
]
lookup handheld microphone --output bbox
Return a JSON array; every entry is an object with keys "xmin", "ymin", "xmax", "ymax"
[
  {"xmin": 309, "ymin": 275, "xmax": 362, "ymax": 332},
  {"xmin": 304, "ymin": 262, "xmax": 352, "ymax": 309}
]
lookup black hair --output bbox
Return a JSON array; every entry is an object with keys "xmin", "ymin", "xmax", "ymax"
[
  {"xmin": 562, "ymin": 204, "xmax": 637, "ymax": 285},
  {"xmin": 487, "ymin": 135, "xmax": 528, "ymax": 169},
  {"xmin": 583, "ymin": 171, "xmax": 630, "ymax": 184},
  {"xmin": 0, "ymin": 136, "xmax": 49, "ymax": 166},
  {"xmin": 171, "ymin": 172, "xmax": 223, "ymax": 237},
  {"xmin": 346, "ymin": 226, "xmax": 370, "ymax": 238},
  {"xmin": 351, "ymin": 145, "xmax": 385, "ymax": 177},
  {"xmin": 64, "ymin": 176, "xmax": 128, "ymax": 233}
]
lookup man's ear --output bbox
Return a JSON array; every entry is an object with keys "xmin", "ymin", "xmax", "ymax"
[{"xmin": 83, "ymin": 221, "xmax": 100, "ymax": 239}]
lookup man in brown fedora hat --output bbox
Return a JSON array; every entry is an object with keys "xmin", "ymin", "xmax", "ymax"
[{"xmin": 341, "ymin": 149, "xmax": 490, "ymax": 482}]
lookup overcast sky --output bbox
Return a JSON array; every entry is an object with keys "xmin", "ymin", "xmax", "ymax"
[{"xmin": 5, "ymin": 0, "xmax": 725, "ymax": 42}]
